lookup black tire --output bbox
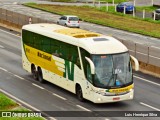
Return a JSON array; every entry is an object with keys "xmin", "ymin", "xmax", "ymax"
[
  {"xmin": 38, "ymin": 67, "xmax": 45, "ymax": 83},
  {"xmin": 76, "ymin": 85, "xmax": 84, "ymax": 102},
  {"xmin": 31, "ymin": 65, "xmax": 38, "ymax": 80},
  {"xmin": 57, "ymin": 21, "xmax": 59, "ymax": 24}
]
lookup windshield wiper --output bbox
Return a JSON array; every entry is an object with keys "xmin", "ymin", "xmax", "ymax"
[{"xmin": 106, "ymin": 73, "xmax": 116, "ymax": 86}]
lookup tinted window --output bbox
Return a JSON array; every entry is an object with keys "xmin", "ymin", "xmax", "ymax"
[
  {"xmin": 156, "ymin": 9, "xmax": 160, "ymax": 13},
  {"xmin": 22, "ymin": 30, "xmax": 81, "ymax": 68},
  {"xmin": 63, "ymin": 16, "xmax": 67, "ymax": 20},
  {"xmin": 69, "ymin": 17, "xmax": 79, "ymax": 21}
]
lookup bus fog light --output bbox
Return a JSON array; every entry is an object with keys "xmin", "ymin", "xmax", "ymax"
[
  {"xmin": 98, "ymin": 98, "xmax": 102, "ymax": 101},
  {"xmin": 130, "ymin": 94, "xmax": 133, "ymax": 98}
]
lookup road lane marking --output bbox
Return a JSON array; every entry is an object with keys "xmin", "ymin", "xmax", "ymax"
[
  {"xmin": 76, "ymin": 105, "xmax": 91, "ymax": 112},
  {"xmin": 0, "ymin": 28, "xmax": 21, "ymax": 38},
  {"xmin": 136, "ymin": 51, "xmax": 147, "ymax": 55},
  {"xmin": 0, "ymin": 67, "xmax": 8, "ymax": 72},
  {"xmin": 32, "ymin": 83, "xmax": 45, "ymax": 90},
  {"xmin": 52, "ymin": 93, "xmax": 67, "ymax": 100},
  {"xmin": 14, "ymin": 74, "xmax": 25, "ymax": 80},
  {"xmin": 149, "ymin": 55, "xmax": 160, "ymax": 60},
  {"xmin": 0, "ymin": 45, "xmax": 4, "ymax": 48},
  {"xmin": 140, "ymin": 102, "xmax": 160, "ymax": 111},
  {"xmin": 129, "ymin": 49, "xmax": 135, "ymax": 52},
  {"xmin": 151, "ymin": 46, "xmax": 160, "ymax": 50},
  {"xmin": 134, "ymin": 75, "xmax": 160, "ymax": 87},
  {"xmin": 0, "ymin": 88, "xmax": 56, "ymax": 120},
  {"xmin": 135, "ymin": 42, "xmax": 143, "ymax": 45}
]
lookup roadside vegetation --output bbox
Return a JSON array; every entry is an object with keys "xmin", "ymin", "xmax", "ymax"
[
  {"xmin": 97, "ymin": 0, "xmax": 128, "ymax": 3},
  {"xmin": 98, "ymin": 5, "xmax": 158, "ymax": 13},
  {"xmin": 24, "ymin": 3, "xmax": 160, "ymax": 38},
  {"xmin": 49, "ymin": 0, "xmax": 75, "ymax": 2},
  {"xmin": 136, "ymin": 6, "xmax": 158, "ymax": 12},
  {"xmin": 0, "ymin": 93, "xmax": 43, "ymax": 120},
  {"xmin": 0, "ymin": 93, "xmax": 18, "ymax": 110},
  {"xmin": 49, "ymin": 0, "xmax": 128, "ymax": 3}
]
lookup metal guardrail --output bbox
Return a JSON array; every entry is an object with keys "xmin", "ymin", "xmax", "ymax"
[
  {"xmin": 0, "ymin": 8, "xmax": 160, "ymax": 67},
  {"xmin": 0, "ymin": 8, "xmax": 50, "ymax": 25},
  {"xmin": 119, "ymin": 40, "xmax": 160, "ymax": 67}
]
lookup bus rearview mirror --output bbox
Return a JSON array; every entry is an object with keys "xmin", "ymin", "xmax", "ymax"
[
  {"xmin": 130, "ymin": 55, "xmax": 139, "ymax": 71},
  {"xmin": 85, "ymin": 57, "xmax": 95, "ymax": 74}
]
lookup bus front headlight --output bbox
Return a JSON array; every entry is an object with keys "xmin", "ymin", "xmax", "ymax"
[
  {"xmin": 129, "ymin": 88, "xmax": 133, "ymax": 92},
  {"xmin": 97, "ymin": 91, "xmax": 106, "ymax": 96}
]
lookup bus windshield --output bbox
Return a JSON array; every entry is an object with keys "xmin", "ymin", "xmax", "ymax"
[{"xmin": 92, "ymin": 52, "xmax": 132, "ymax": 89}]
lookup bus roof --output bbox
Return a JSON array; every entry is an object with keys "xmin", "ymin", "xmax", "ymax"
[{"xmin": 22, "ymin": 23, "xmax": 128, "ymax": 54}]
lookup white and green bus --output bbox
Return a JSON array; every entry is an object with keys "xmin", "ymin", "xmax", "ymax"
[{"xmin": 22, "ymin": 23, "xmax": 139, "ymax": 103}]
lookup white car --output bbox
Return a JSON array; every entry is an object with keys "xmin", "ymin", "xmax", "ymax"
[{"xmin": 57, "ymin": 15, "xmax": 80, "ymax": 28}]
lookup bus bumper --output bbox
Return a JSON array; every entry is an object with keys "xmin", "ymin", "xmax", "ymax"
[{"xmin": 92, "ymin": 89, "xmax": 134, "ymax": 103}]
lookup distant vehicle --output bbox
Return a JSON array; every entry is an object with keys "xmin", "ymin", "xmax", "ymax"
[
  {"xmin": 57, "ymin": 15, "xmax": 80, "ymax": 28},
  {"xmin": 22, "ymin": 23, "xmax": 139, "ymax": 103},
  {"xmin": 116, "ymin": 2, "xmax": 135, "ymax": 13},
  {"xmin": 152, "ymin": 8, "xmax": 160, "ymax": 20}
]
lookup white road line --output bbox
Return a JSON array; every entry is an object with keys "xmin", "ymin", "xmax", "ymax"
[
  {"xmin": 52, "ymin": 93, "xmax": 67, "ymax": 100},
  {"xmin": 136, "ymin": 51, "xmax": 147, "ymax": 55},
  {"xmin": 14, "ymin": 74, "xmax": 25, "ymax": 80},
  {"xmin": 134, "ymin": 75, "xmax": 160, "ymax": 87},
  {"xmin": 32, "ymin": 83, "xmax": 45, "ymax": 90},
  {"xmin": 135, "ymin": 42, "xmax": 143, "ymax": 45},
  {"xmin": 0, "ymin": 45, "xmax": 4, "ymax": 48},
  {"xmin": 151, "ymin": 46, "xmax": 160, "ymax": 50},
  {"xmin": 0, "ymin": 67, "xmax": 8, "ymax": 72},
  {"xmin": 76, "ymin": 105, "xmax": 91, "ymax": 112},
  {"xmin": 0, "ymin": 28, "xmax": 21, "ymax": 38},
  {"xmin": 105, "ymin": 119, "xmax": 110, "ymax": 120},
  {"xmin": 149, "ymin": 55, "xmax": 160, "ymax": 60},
  {"xmin": 129, "ymin": 49, "xmax": 135, "ymax": 52},
  {"xmin": 140, "ymin": 102, "xmax": 160, "ymax": 111},
  {"xmin": 0, "ymin": 88, "xmax": 56, "ymax": 120}
]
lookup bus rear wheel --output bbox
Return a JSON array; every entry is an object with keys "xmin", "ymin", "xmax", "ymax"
[
  {"xmin": 31, "ymin": 65, "xmax": 38, "ymax": 80},
  {"xmin": 76, "ymin": 85, "xmax": 84, "ymax": 102},
  {"xmin": 38, "ymin": 67, "xmax": 45, "ymax": 83}
]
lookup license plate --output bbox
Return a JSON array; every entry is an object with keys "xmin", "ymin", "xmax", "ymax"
[{"xmin": 113, "ymin": 97, "xmax": 120, "ymax": 101}]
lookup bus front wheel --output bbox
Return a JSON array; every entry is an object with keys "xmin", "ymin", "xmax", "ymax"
[
  {"xmin": 38, "ymin": 67, "xmax": 45, "ymax": 83},
  {"xmin": 76, "ymin": 85, "xmax": 84, "ymax": 102}
]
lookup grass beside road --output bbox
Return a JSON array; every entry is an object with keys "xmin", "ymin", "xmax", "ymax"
[
  {"xmin": 24, "ymin": 3, "xmax": 160, "ymax": 38},
  {"xmin": 0, "ymin": 93, "xmax": 18, "ymax": 110},
  {"xmin": 96, "ymin": 0, "xmax": 128, "ymax": 3},
  {"xmin": 49, "ymin": 0, "xmax": 75, "ymax": 2},
  {"xmin": 136, "ymin": 6, "xmax": 158, "ymax": 12},
  {"xmin": 49, "ymin": 0, "xmax": 128, "ymax": 3},
  {"xmin": 0, "ymin": 93, "xmax": 44, "ymax": 120}
]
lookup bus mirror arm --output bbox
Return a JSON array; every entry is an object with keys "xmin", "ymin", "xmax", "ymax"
[
  {"xmin": 130, "ymin": 55, "xmax": 139, "ymax": 71},
  {"xmin": 85, "ymin": 57, "xmax": 95, "ymax": 74}
]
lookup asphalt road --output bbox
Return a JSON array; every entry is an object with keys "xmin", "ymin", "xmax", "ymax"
[
  {"xmin": 0, "ymin": 0, "xmax": 160, "ymax": 120},
  {"xmin": 0, "ymin": 26, "xmax": 160, "ymax": 120}
]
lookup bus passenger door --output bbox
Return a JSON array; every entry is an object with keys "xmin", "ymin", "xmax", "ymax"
[{"xmin": 84, "ymin": 64, "xmax": 94, "ymax": 99}]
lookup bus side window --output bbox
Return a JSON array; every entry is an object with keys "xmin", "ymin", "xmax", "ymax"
[
  {"xmin": 42, "ymin": 36, "xmax": 51, "ymax": 53},
  {"xmin": 51, "ymin": 40, "xmax": 60, "ymax": 57}
]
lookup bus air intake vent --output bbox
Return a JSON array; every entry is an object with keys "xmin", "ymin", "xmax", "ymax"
[
  {"xmin": 93, "ymin": 38, "xmax": 109, "ymax": 41},
  {"xmin": 73, "ymin": 33, "xmax": 100, "ymax": 38}
]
